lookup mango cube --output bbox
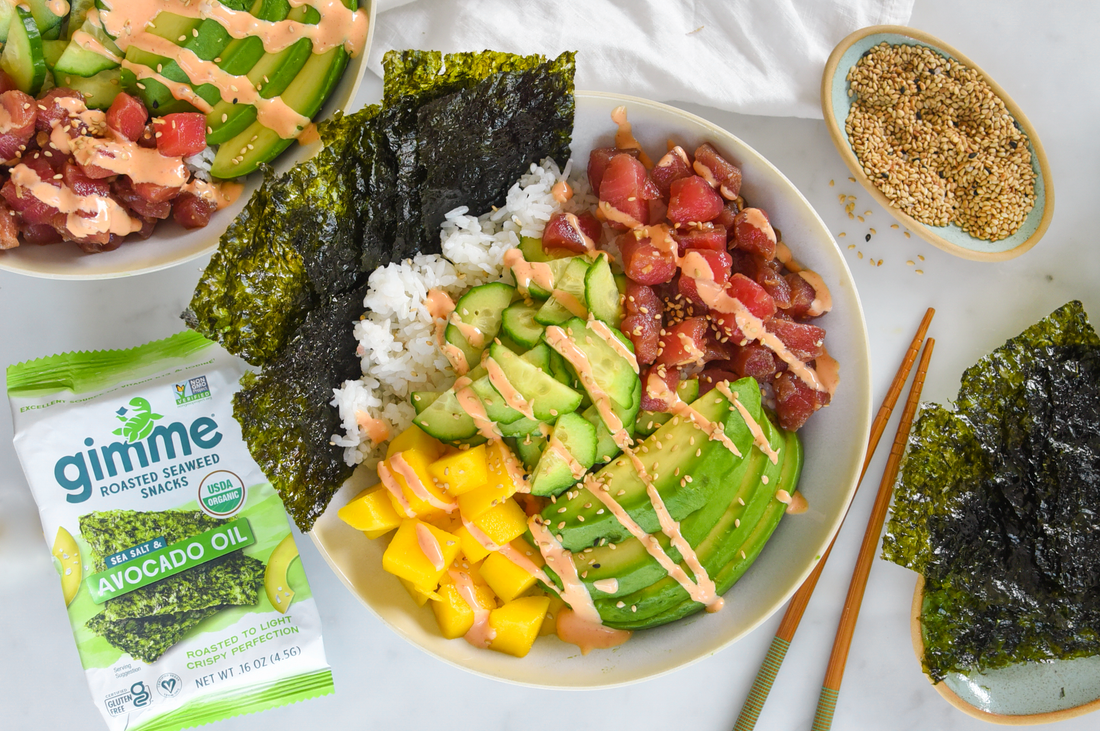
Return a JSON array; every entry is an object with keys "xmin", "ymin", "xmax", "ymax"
[
  {"xmin": 428, "ymin": 444, "xmax": 489, "ymax": 496},
  {"xmin": 338, "ymin": 485, "xmax": 402, "ymax": 538},
  {"xmin": 433, "ymin": 581, "xmax": 497, "ymax": 639},
  {"xmin": 381, "ymin": 519, "xmax": 461, "ymax": 594},
  {"xmin": 480, "ymin": 538, "xmax": 545, "ymax": 603},
  {"xmin": 457, "ymin": 442, "xmax": 521, "ymax": 518},
  {"xmin": 399, "ymin": 577, "xmax": 440, "ymax": 607},
  {"xmin": 383, "ymin": 450, "xmax": 455, "ymax": 521},
  {"xmin": 488, "ymin": 596, "xmax": 551, "ymax": 657},
  {"xmin": 471, "ymin": 498, "xmax": 528, "ymax": 547},
  {"xmin": 454, "ymin": 524, "xmax": 491, "ymax": 564},
  {"xmin": 540, "ymin": 594, "xmax": 567, "ymax": 636},
  {"xmin": 386, "ymin": 424, "xmax": 447, "ymax": 461}
]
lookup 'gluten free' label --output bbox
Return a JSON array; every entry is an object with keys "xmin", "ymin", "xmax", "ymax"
[{"xmin": 85, "ymin": 518, "xmax": 255, "ymax": 604}]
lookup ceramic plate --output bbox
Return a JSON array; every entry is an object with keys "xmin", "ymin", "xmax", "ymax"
[
  {"xmin": 309, "ymin": 91, "xmax": 873, "ymax": 688},
  {"xmin": 0, "ymin": 0, "xmax": 376, "ymax": 280},
  {"xmin": 822, "ymin": 25, "xmax": 1053, "ymax": 262},
  {"xmin": 911, "ymin": 576, "xmax": 1100, "ymax": 724}
]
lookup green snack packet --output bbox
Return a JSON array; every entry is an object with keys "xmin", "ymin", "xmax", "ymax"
[{"xmin": 8, "ymin": 331, "xmax": 334, "ymax": 731}]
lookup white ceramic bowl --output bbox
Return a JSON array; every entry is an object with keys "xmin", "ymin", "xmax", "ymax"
[
  {"xmin": 310, "ymin": 91, "xmax": 873, "ymax": 688},
  {"xmin": 0, "ymin": 0, "xmax": 377, "ymax": 280}
]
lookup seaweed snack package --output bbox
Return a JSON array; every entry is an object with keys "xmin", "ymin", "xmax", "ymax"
[{"xmin": 8, "ymin": 331, "xmax": 334, "ymax": 731}]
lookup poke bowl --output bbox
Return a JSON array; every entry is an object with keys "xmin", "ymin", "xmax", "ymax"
[
  {"xmin": 309, "ymin": 91, "xmax": 874, "ymax": 688},
  {"xmin": 0, "ymin": 0, "xmax": 376, "ymax": 280}
]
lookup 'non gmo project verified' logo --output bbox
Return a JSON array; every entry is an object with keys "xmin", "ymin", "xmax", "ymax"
[{"xmin": 174, "ymin": 375, "xmax": 211, "ymax": 405}]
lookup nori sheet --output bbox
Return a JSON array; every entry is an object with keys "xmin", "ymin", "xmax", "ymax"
[
  {"xmin": 183, "ymin": 49, "xmax": 576, "ymax": 531},
  {"xmin": 87, "ymin": 607, "xmax": 222, "ymax": 665},
  {"xmin": 103, "ymin": 552, "xmax": 264, "ymax": 621},
  {"xmin": 233, "ymin": 284, "xmax": 369, "ymax": 531},
  {"xmin": 883, "ymin": 301, "xmax": 1100, "ymax": 681},
  {"xmin": 80, "ymin": 509, "xmax": 220, "ymax": 573}
]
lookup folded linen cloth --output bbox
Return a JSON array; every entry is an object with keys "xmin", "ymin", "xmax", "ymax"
[{"xmin": 368, "ymin": 0, "xmax": 914, "ymax": 119}]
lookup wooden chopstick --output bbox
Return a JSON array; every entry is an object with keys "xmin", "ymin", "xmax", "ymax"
[
  {"xmin": 732, "ymin": 308, "xmax": 934, "ymax": 731},
  {"xmin": 809, "ymin": 336, "xmax": 935, "ymax": 731}
]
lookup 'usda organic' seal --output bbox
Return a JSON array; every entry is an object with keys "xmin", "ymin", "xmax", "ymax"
[{"xmin": 198, "ymin": 470, "xmax": 246, "ymax": 517}]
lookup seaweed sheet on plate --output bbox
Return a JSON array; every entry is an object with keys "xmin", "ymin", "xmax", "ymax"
[
  {"xmin": 883, "ymin": 301, "xmax": 1100, "ymax": 682},
  {"xmin": 183, "ymin": 50, "xmax": 575, "ymax": 531}
]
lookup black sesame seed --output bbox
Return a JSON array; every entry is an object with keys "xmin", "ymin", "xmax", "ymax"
[
  {"xmin": 592, "ymin": 563, "xmax": 601, "ymax": 569},
  {"xmin": 968, "ymin": 152, "xmax": 977, "ymax": 159},
  {"xmin": 1010, "ymin": 140, "xmax": 1018, "ymax": 149},
  {"xmin": 865, "ymin": 233, "xmax": 871, "ymax": 242},
  {"xmin": 915, "ymin": 111, "xmax": 922, "ymax": 121},
  {"xmin": 151, "ymin": 100, "xmax": 159, "ymax": 109},
  {"xmin": 880, "ymin": 172, "xmax": 889, "ymax": 179}
]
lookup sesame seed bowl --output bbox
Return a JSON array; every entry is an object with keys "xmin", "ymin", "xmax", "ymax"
[{"xmin": 822, "ymin": 25, "xmax": 1053, "ymax": 262}]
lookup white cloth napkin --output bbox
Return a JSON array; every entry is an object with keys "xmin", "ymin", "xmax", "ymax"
[{"xmin": 368, "ymin": 0, "xmax": 914, "ymax": 119}]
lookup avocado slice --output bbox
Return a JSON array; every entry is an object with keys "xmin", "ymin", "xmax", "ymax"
[
  {"xmin": 541, "ymin": 377, "xmax": 765, "ymax": 552},
  {"xmin": 119, "ymin": 13, "xmax": 204, "ymax": 114}
]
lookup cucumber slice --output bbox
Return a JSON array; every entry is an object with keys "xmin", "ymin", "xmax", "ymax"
[
  {"xmin": 54, "ymin": 15, "xmax": 121, "ymax": 77},
  {"xmin": 522, "ymin": 342, "xmax": 552, "ymax": 372},
  {"xmin": 501, "ymin": 301, "xmax": 544, "ymax": 350},
  {"xmin": 42, "ymin": 39, "xmax": 66, "ymax": 70},
  {"xmin": 519, "ymin": 236, "xmax": 549, "ymax": 263},
  {"xmin": 489, "ymin": 341, "xmax": 583, "ymax": 421},
  {"xmin": 411, "ymin": 391, "xmax": 441, "ymax": 415},
  {"xmin": 530, "ymin": 412, "xmax": 597, "ymax": 497},
  {"xmin": 413, "ymin": 390, "xmax": 478, "ymax": 443},
  {"xmin": 535, "ymin": 257, "xmax": 591, "ymax": 326},
  {"xmin": 497, "ymin": 416, "xmax": 542, "ymax": 438},
  {"xmin": 2, "ymin": 8, "xmax": 47, "ymax": 95},
  {"xmin": 584, "ymin": 377, "xmax": 640, "ymax": 465},
  {"xmin": 24, "ymin": 0, "xmax": 63, "ymax": 41},
  {"xmin": 545, "ymin": 317, "xmax": 638, "ymax": 410},
  {"xmin": 0, "ymin": 2, "xmax": 13, "ymax": 43},
  {"xmin": 65, "ymin": 0, "xmax": 96, "ymax": 41},
  {"xmin": 512, "ymin": 434, "xmax": 547, "ymax": 472},
  {"xmin": 56, "ymin": 67, "xmax": 121, "ymax": 108},
  {"xmin": 585, "ymin": 254, "xmax": 623, "ymax": 328},
  {"xmin": 443, "ymin": 282, "xmax": 515, "ymax": 372}
]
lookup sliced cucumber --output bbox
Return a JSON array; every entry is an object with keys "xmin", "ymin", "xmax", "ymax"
[
  {"xmin": 2, "ymin": 8, "xmax": 47, "ymax": 95},
  {"xmin": 501, "ymin": 301, "xmax": 544, "ymax": 350},
  {"xmin": 497, "ymin": 416, "xmax": 542, "ymax": 438},
  {"xmin": 65, "ymin": 0, "xmax": 96, "ymax": 41},
  {"xmin": 0, "ymin": 2, "xmax": 13, "ymax": 43},
  {"xmin": 442, "ymin": 282, "xmax": 515, "ymax": 372},
  {"xmin": 519, "ymin": 236, "xmax": 549, "ymax": 263},
  {"xmin": 546, "ymin": 317, "xmax": 638, "ymax": 410},
  {"xmin": 489, "ymin": 341, "xmax": 583, "ymax": 422},
  {"xmin": 42, "ymin": 39, "xmax": 66, "ymax": 70},
  {"xmin": 57, "ymin": 67, "xmax": 122, "ymax": 108},
  {"xmin": 54, "ymin": 15, "xmax": 121, "ymax": 77},
  {"xmin": 24, "ymin": 0, "xmax": 63, "ymax": 42},
  {"xmin": 585, "ymin": 254, "xmax": 623, "ymax": 328},
  {"xmin": 584, "ymin": 377, "xmax": 641, "ymax": 465},
  {"xmin": 512, "ymin": 434, "xmax": 547, "ymax": 472},
  {"xmin": 522, "ymin": 342, "xmax": 552, "ymax": 373},
  {"xmin": 523, "ymin": 256, "xmax": 571, "ymax": 300},
  {"xmin": 530, "ymin": 413, "xmax": 597, "ymax": 497},
  {"xmin": 535, "ymin": 257, "xmax": 591, "ymax": 326},
  {"xmin": 411, "ymin": 391, "xmax": 441, "ymax": 415},
  {"xmin": 413, "ymin": 390, "xmax": 478, "ymax": 443}
]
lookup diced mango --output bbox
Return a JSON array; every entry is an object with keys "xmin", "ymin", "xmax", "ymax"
[
  {"xmin": 454, "ymin": 525, "xmax": 491, "ymax": 564},
  {"xmin": 338, "ymin": 485, "xmax": 402, "ymax": 537},
  {"xmin": 399, "ymin": 577, "xmax": 440, "ymax": 607},
  {"xmin": 381, "ymin": 519, "xmax": 462, "ymax": 594},
  {"xmin": 384, "ymin": 450, "xmax": 455, "ymax": 521},
  {"xmin": 471, "ymin": 498, "xmax": 528, "ymax": 547},
  {"xmin": 386, "ymin": 424, "xmax": 447, "ymax": 461},
  {"xmin": 488, "ymin": 596, "xmax": 551, "ymax": 657},
  {"xmin": 425, "ymin": 511, "xmax": 463, "ymax": 534},
  {"xmin": 457, "ymin": 442, "xmax": 521, "ymax": 519},
  {"xmin": 540, "ymin": 594, "xmax": 566, "ymax": 636},
  {"xmin": 428, "ymin": 444, "xmax": 489, "ymax": 496},
  {"xmin": 432, "ymin": 581, "xmax": 496, "ymax": 639},
  {"xmin": 480, "ymin": 538, "xmax": 545, "ymax": 603}
]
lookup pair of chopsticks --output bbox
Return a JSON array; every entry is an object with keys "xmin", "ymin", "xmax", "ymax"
[{"xmin": 733, "ymin": 308, "xmax": 935, "ymax": 731}]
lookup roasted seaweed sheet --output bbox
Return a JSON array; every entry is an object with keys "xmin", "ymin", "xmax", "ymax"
[
  {"xmin": 883, "ymin": 301, "xmax": 1100, "ymax": 681},
  {"xmin": 82, "ymin": 509, "xmax": 263, "ymax": 662},
  {"xmin": 183, "ymin": 50, "xmax": 576, "ymax": 531}
]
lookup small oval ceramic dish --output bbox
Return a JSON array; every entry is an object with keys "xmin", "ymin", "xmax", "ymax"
[
  {"xmin": 309, "ymin": 91, "xmax": 874, "ymax": 689},
  {"xmin": 822, "ymin": 25, "xmax": 1054, "ymax": 262},
  {"xmin": 0, "ymin": 0, "xmax": 376, "ymax": 281},
  {"xmin": 911, "ymin": 577, "xmax": 1100, "ymax": 724}
]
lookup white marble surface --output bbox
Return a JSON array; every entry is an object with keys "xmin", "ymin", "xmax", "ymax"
[{"xmin": 2, "ymin": 0, "xmax": 1098, "ymax": 729}]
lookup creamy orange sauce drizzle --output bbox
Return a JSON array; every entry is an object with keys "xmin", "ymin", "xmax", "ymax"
[
  {"xmin": 440, "ymin": 342, "xmax": 469, "ymax": 376},
  {"xmin": 10, "ymin": 165, "xmax": 143, "ymax": 239},
  {"xmin": 355, "ymin": 410, "xmax": 391, "ymax": 444},
  {"xmin": 551, "ymin": 179, "xmax": 573, "ymax": 204},
  {"xmin": 529, "ymin": 518, "xmax": 602, "ymax": 625},
  {"xmin": 47, "ymin": 0, "xmax": 70, "ymax": 17},
  {"xmin": 550, "ymin": 289, "xmax": 588, "ymax": 318},
  {"xmin": 597, "ymin": 199, "xmax": 644, "ymax": 229},
  {"xmin": 376, "ymin": 462, "xmax": 416, "ymax": 518},
  {"xmin": 121, "ymin": 59, "xmax": 214, "ymax": 113},
  {"xmin": 774, "ymin": 241, "xmax": 801, "ymax": 272},
  {"xmin": 72, "ymin": 20, "xmax": 123, "ymax": 65},
  {"xmin": 610, "ymin": 105, "xmax": 653, "ymax": 168},
  {"xmin": 740, "ymin": 208, "xmax": 776, "ymax": 244},
  {"xmin": 585, "ymin": 317, "xmax": 639, "ymax": 373},
  {"xmin": 448, "ymin": 311, "xmax": 485, "ymax": 348},
  {"xmin": 561, "ymin": 212, "xmax": 596, "ymax": 252},
  {"xmin": 584, "ymin": 474, "xmax": 720, "ymax": 610},
  {"xmin": 544, "ymin": 325, "xmax": 632, "ymax": 451},
  {"xmin": 796, "ymin": 269, "xmax": 833, "ymax": 317},
  {"xmin": 695, "ymin": 278, "xmax": 826, "ymax": 392},
  {"xmin": 714, "ymin": 381, "xmax": 780, "ymax": 464},
  {"xmin": 592, "ymin": 578, "xmax": 619, "ymax": 593},
  {"xmin": 484, "ymin": 358, "xmax": 536, "ymax": 420},
  {"xmin": 815, "ymin": 348, "xmax": 840, "ymax": 397},
  {"xmin": 453, "ymin": 377, "xmax": 500, "ymax": 441},
  {"xmin": 390, "ymin": 452, "xmax": 457, "ymax": 513},
  {"xmin": 449, "ymin": 569, "xmax": 495, "ymax": 648},
  {"xmin": 70, "ymin": 133, "xmax": 190, "ymax": 189},
  {"xmin": 297, "ymin": 122, "xmax": 320, "ymax": 145},
  {"xmin": 645, "ymin": 481, "xmax": 721, "ymax": 611},
  {"xmin": 415, "ymin": 523, "xmax": 445, "ymax": 571},
  {"xmin": 548, "ymin": 437, "xmax": 587, "ymax": 480},
  {"xmin": 425, "ymin": 289, "xmax": 455, "ymax": 319},
  {"xmin": 776, "ymin": 489, "xmax": 808, "ymax": 515},
  {"xmin": 184, "ymin": 178, "xmax": 244, "ymax": 209},
  {"xmin": 555, "ymin": 608, "xmax": 631, "ymax": 655},
  {"xmin": 503, "ymin": 248, "xmax": 555, "ymax": 295}
]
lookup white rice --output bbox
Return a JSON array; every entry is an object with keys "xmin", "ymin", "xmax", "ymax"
[
  {"xmin": 331, "ymin": 156, "xmax": 597, "ymax": 468},
  {"xmin": 184, "ymin": 146, "xmax": 216, "ymax": 182}
]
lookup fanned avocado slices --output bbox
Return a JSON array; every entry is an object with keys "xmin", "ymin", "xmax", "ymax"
[
  {"xmin": 883, "ymin": 301, "xmax": 1100, "ymax": 682},
  {"xmin": 183, "ymin": 49, "xmax": 577, "ymax": 531}
]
